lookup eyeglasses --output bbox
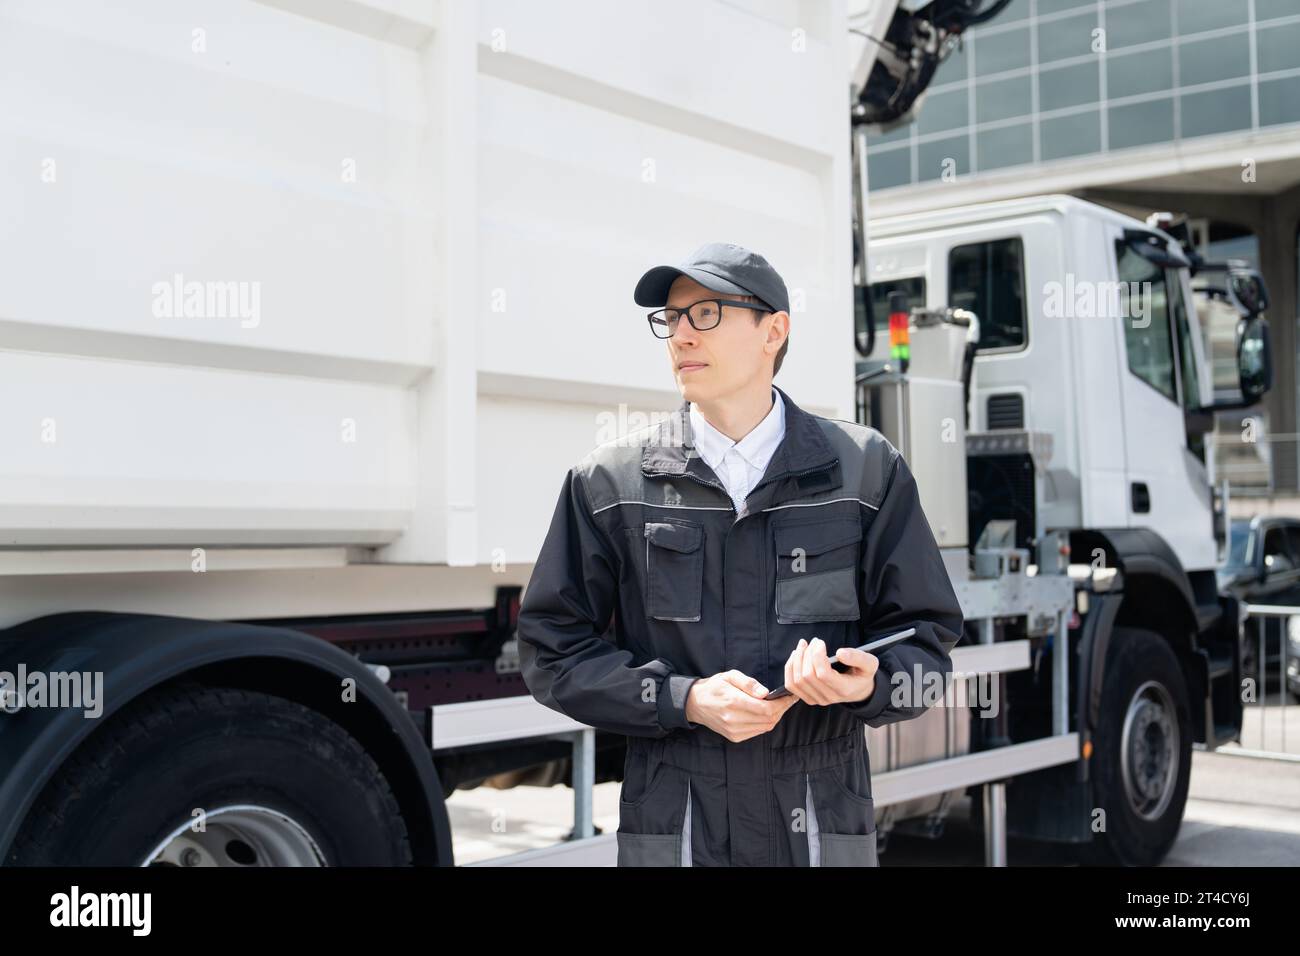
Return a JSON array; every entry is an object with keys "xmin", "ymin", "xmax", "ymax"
[{"xmin": 646, "ymin": 298, "xmax": 775, "ymax": 339}]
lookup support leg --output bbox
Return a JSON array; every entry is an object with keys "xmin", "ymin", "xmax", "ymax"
[
  {"xmin": 983, "ymin": 781, "xmax": 1007, "ymax": 866},
  {"xmin": 571, "ymin": 728, "xmax": 595, "ymax": 839}
]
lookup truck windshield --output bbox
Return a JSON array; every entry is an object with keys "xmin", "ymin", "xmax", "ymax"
[{"xmin": 1226, "ymin": 522, "xmax": 1251, "ymax": 568}]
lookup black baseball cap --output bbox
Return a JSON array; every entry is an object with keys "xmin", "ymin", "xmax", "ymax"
[{"xmin": 634, "ymin": 242, "xmax": 790, "ymax": 316}]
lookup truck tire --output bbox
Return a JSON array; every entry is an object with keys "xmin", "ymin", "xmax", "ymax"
[
  {"xmin": 9, "ymin": 684, "xmax": 412, "ymax": 866},
  {"xmin": 1080, "ymin": 626, "xmax": 1192, "ymax": 866}
]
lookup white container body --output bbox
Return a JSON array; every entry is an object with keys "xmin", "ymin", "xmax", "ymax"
[{"xmin": 0, "ymin": 0, "xmax": 854, "ymax": 621}]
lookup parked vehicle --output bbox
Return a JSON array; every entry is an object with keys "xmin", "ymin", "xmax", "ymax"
[{"xmin": 1219, "ymin": 516, "xmax": 1300, "ymax": 697}]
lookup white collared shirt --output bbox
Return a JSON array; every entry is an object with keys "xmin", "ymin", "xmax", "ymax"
[{"xmin": 689, "ymin": 386, "xmax": 786, "ymax": 515}]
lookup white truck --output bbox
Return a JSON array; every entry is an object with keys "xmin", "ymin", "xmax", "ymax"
[
  {"xmin": 0, "ymin": 0, "xmax": 1270, "ymax": 866},
  {"xmin": 859, "ymin": 192, "xmax": 1270, "ymax": 865}
]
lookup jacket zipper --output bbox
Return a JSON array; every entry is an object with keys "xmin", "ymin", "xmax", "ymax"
[
  {"xmin": 734, "ymin": 456, "xmax": 840, "ymax": 862},
  {"xmin": 671, "ymin": 470, "xmax": 735, "ymax": 518},
  {"xmin": 655, "ymin": 457, "xmax": 840, "ymax": 865}
]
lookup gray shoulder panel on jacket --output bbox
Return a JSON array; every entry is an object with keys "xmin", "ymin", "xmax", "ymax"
[
  {"xmin": 572, "ymin": 412, "xmax": 901, "ymax": 515},
  {"xmin": 815, "ymin": 418, "xmax": 900, "ymax": 509},
  {"xmin": 574, "ymin": 418, "xmax": 705, "ymax": 514}
]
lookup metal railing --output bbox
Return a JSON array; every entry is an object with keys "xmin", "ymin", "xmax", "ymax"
[
  {"xmin": 429, "ymin": 697, "xmax": 599, "ymax": 865},
  {"xmin": 1226, "ymin": 604, "xmax": 1300, "ymax": 761}
]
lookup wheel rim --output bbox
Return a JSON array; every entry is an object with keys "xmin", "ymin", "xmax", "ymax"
[
  {"xmin": 1119, "ymin": 680, "xmax": 1178, "ymax": 821},
  {"xmin": 140, "ymin": 805, "xmax": 327, "ymax": 867}
]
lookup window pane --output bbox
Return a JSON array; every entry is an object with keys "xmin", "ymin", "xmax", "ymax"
[
  {"xmin": 1179, "ymin": 85, "xmax": 1252, "ymax": 139},
  {"xmin": 949, "ymin": 238, "xmax": 1027, "ymax": 351},
  {"xmin": 1257, "ymin": 0, "xmax": 1297, "ymax": 21},
  {"xmin": 1041, "ymin": 109, "xmax": 1101, "ymax": 160},
  {"xmin": 1175, "ymin": 0, "xmax": 1248, "ymax": 35},
  {"xmin": 1260, "ymin": 77, "xmax": 1300, "ymax": 128},
  {"xmin": 917, "ymin": 88, "xmax": 969, "ymax": 135},
  {"xmin": 867, "ymin": 147, "xmax": 912, "ymax": 190},
  {"xmin": 1038, "ymin": 0, "xmax": 1093, "ymax": 14},
  {"xmin": 1109, "ymin": 97, "xmax": 1175, "ymax": 149},
  {"xmin": 1257, "ymin": 21, "xmax": 1300, "ymax": 74},
  {"xmin": 868, "ymin": 119, "xmax": 910, "ymax": 146},
  {"xmin": 933, "ymin": 40, "xmax": 970, "ymax": 87},
  {"xmin": 1037, "ymin": 11, "xmax": 1099, "ymax": 63},
  {"xmin": 1178, "ymin": 32, "xmax": 1250, "ymax": 87},
  {"xmin": 1107, "ymin": 0, "xmax": 1173, "ymax": 51},
  {"xmin": 1039, "ymin": 61, "xmax": 1100, "ymax": 111},
  {"xmin": 991, "ymin": 0, "xmax": 1031, "ymax": 21},
  {"xmin": 977, "ymin": 122, "xmax": 1033, "ymax": 171},
  {"xmin": 976, "ymin": 75, "xmax": 1031, "ymax": 124},
  {"xmin": 1107, "ymin": 47, "xmax": 1174, "ymax": 99},
  {"xmin": 1117, "ymin": 244, "xmax": 1175, "ymax": 402},
  {"xmin": 975, "ymin": 26, "xmax": 1031, "ymax": 76},
  {"xmin": 918, "ymin": 135, "xmax": 968, "ymax": 182}
]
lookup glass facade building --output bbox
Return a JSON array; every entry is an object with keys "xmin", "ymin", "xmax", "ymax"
[{"xmin": 867, "ymin": 0, "xmax": 1300, "ymax": 190}]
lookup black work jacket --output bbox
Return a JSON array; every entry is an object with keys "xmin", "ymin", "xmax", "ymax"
[{"xmin": 518, "ymin": 384, "xmax": 964, "ymax": 865}]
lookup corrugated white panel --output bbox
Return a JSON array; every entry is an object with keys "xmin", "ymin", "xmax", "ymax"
[
  {"xmin": 1, "ymin": 0, "xmax": 434, "ymax": 549},
  {"xmin": 1, "ymin": 0, "xmax": 851, "ymax": 571}
]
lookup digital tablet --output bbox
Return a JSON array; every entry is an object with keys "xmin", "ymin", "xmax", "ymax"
[{"xmin": 763, "ymin": 627, "xmax": 918, "ymax": 700}]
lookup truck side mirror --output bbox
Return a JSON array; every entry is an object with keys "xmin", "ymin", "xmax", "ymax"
[
  {"xmin": 1227, "ymin": 269, "xmax": 1269, "ymax": 318},
  {"xmin": 1208, "ymin": 315, "xmax": 1273, "ymax": 411},
  {"xmin": 1238, "ymin": 317, "xmax": 1272, "ymax": 404}
]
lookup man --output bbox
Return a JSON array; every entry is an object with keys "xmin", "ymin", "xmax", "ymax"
[{"xmin": 517, "ymin": 241, "xmax": 964, "ymax": 866}]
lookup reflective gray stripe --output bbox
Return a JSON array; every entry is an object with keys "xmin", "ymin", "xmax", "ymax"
[
  {"xmin": 592, "ymin": 497, "xmax": 882, "ymax": 515},
  {"xmin": 593, "ymin": 500, "xmax": 732, "ymax": 514},
  {"xmin": 762, "ymin": 497, "xmax": 881, "ymax": 512},
  {"xmin": 681, "ymin": 779, "xmax": 692, "ymax": 867},
  {"xmin": 806, "ymin": 772, "xmax": 821, "ymax": 867}
]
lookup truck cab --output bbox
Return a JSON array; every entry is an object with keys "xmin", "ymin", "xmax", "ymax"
[
  {"xmin": 863, "ymin": 194, "xmax": 1271, "ymax": 578},
  {"xmin": 855, "ymin": 194, "xmax": 1273, "ymax": 864}
]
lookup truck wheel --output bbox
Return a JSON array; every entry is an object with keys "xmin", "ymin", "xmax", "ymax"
[
  {"xmin": 1080, "ymin": 627, "xmax": 1192, "ymax": 866},
  {"xmin": 9, "ymin": 684, "xmax": 412, "ymax": 866}
]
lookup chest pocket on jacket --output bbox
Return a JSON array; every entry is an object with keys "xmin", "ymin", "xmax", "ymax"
[
  {"xmin": 644, "ymin": 519, "xmax": 704, "ymax": 622},
  {"xmin": 774, "ymin": 519, "xmax": 862, "ymax": 624}
]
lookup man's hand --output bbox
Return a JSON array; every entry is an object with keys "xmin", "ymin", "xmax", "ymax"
[
  {"xmin": 782, "ymin": 638, "xmax": 879, "ymax": 707},
  {"xmin": 685, "ymin": 670, "xmax": 798, "ymax": 742}
]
